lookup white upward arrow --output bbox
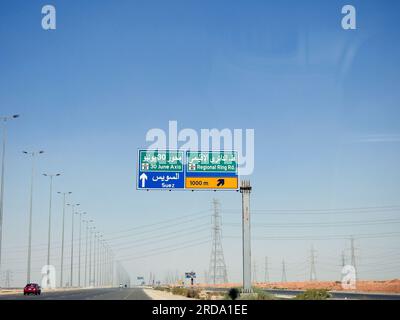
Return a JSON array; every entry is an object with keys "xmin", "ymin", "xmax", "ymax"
[{"xmin": 139, "ymin": 173, "xmax": 148, "ymax": 188}]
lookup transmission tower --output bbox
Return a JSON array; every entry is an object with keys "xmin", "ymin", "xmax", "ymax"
[
  {"xmin": 310, "ymin": 245, "xmax": 317, "ymax": 281},
  {"xmin": 350, "ymin": 237, "xmax": 356, "ymax": 268},
  {"xmin": 208, "ymin": 199, "xmax": 228, "ymax": 284},
  {"xmin": 350, "ymin": 236, "xmax": 358, "ymax": 279},
  {"xmin": 2, "ymin": 270, "xmax": 12, "ymax": 288},
  {"xmin": 281, "ymin": 259, "xmax": 287, "ymax": 283},
  {"xmin": 341, "ymin": 250, "xmax": 346, "ymax": 267},
  {"xmin": 264, "ymin": 256, "xmax": 269, "ymax": 283},
  {"xmin": 253, "ymin": 258, "xmax": 257, "ymax": 283}
]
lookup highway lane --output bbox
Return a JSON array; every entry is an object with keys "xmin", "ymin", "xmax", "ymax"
[
  {"xmin": 0, "ymin": 288, "xmax": 151, "ymax": 300},
  {"xmin": 3, "ymin": 286, "xmax": 400, "ymax": 300},
  {"xmin": 202, "ymin": 287, "xmax": 400, "ymax": 300}
]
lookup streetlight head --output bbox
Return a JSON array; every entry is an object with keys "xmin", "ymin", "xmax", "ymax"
[
  {"xmin": 43, "ymin": 173, "xmax": 47, "ymax": 177},
  {"xmin": 56, "ymin": 173, "xmax": 61, "ymax": 176},
  {"xmin": 13, "ymin": 114, "xmax": 20, "ymax": 118},
  {"xmin": 22, "ymin": 151, "xmax": 28, "ymax": 154},
  {"xmin": 39, "ymin": 151, "xmax": 44, "ymax": 154}
]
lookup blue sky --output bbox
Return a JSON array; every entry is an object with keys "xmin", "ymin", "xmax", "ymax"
[{"xmin": 1, "ymin": 0, "xmax": 400, "ymax": 286}]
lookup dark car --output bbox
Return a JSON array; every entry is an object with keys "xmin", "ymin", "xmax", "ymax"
[{"xmin": 24, "ymin": 283, "xmax": 41, "ymax": 295}]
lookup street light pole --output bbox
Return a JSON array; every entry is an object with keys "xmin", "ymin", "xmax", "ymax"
[
  {"xmin": 100, "ymin": 240, "xmax": 104, "ymax": 287},
  {"xmin": 110, "ymin": 251, "xmax": 114, "ymax": 287},
  {"xmin": 107, "ymin": 246, "xmax": 112, "ymax": 287},
  {"xmin": 84, "ymin": 219, "xmax": 93, "ymax": 287},
  {"xmin": 23, "ymin": 150, "xmax": 44, "ymax": 284},
  {"xmin": 97, "ymin": 234, "xmax": 102, "ymax": 287},
  {"xmin": 93, "ymin": 232, "xmax": 97, "ymax": 287},
  {"xmin": 67, "ymin": 203, "xmax": 80, "ymax": 287},
  {"xmin": 77, "ymin": 211, "xmax": 86, "ymax": 287},
  {"xmin": 0, "ymin": 114, "xmax": 19, "ymax": 283},
  {"xmin": 58, "ymin": 191, "xmax": 71, "ymax": 287},
  {"xmin": 89, "ymin": 226, "xmax": 95, "ymax": 287},
  {"xmin": 43, "ymin": 173, "xmax": 61, "ymax": 278},
  {"xmin": 104, "ymin": 242, "xmax": 109, "ymax": 287}
]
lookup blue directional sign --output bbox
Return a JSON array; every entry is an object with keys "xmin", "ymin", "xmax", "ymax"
[
  {"xmin": 137, "ymin": 150, "xmax": 185, "ymax": 190},
  {"xmin": 185, "ymin": 272, "xmax": 196, "ymax": 279}
]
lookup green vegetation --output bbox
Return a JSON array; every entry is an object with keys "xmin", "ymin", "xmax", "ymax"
[
  {"xmin": 154, "ymin": 286, "xmax": 170, "ymax": 292},
  {"xmin": 295, "ymin": 289, "xmax": 332, "ymax": 300},
  {"xmin": 170, "ymin": 287, "xmax": 200, "ymax": 299},
  {"xmin": 237, "ymin": 288, "xmax": 275, "ymax": 300},
  {"xmin": 171, "ymin": 287, "xmax": 187, "ymax": 296}
]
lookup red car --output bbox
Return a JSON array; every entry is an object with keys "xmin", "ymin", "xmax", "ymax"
[{"xmin": 23, "ymin": 283, "xmax": 41, "ymax": 295}]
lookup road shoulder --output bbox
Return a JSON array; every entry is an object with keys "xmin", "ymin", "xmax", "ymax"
[{"xmin": 143, "ymin": 288, "xmax": 195, "ymax": 300}]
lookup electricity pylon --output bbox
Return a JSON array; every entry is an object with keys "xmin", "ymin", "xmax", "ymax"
[{"xmin": 208, "ymin": 199, "xmax": 228, "ymax": 284}]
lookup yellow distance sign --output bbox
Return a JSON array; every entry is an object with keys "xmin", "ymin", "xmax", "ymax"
[{"xmin": 185, "ymin": 177, "xmax": 238, "ymax": 190}]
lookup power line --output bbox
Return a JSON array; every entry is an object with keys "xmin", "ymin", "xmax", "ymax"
[
  {"xmin": 2, "ymin": 210, "xmax": 211, "ymax": 251},
  {"xmin": 223, "ymin": 218, "xmax": 400, "ymax": 228},
  {"xmin": 224, "ymin": 231, "xmax": 400, "ymax": 241},
  {"xmin": 117, "ymin": 238, "xmax": 211, "ymax": 262},
  {"xmin": 2, "ymin": 225, "xmax": 211, "ymax": 264},
  {"xmin": 222, "ymin": 205, "xmax": 400, "ymax": 214},
  {"xmin": 106, "ymin": 214, "xmax": 210, "ymax": 242},
  {"xmin": 104, "ymin": 210, "xmax": 211, "ymax": 235},
  {"xmin": 111, "ymin": 225, "xmax": 210, "ymax": 250}
]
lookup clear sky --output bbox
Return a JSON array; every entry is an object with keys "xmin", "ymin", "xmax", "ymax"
[{"xmin": 1, "ymin": 0, "xmax": 400, "ymax": 287}]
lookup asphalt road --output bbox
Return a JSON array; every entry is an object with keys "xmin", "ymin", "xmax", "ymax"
[
  {"xmin": 203, "ymin": 287, "xmax": 400, "ymax": 300},
  {"xmin": 0, "ymin": 288, "xmax": 151, "ymax": 300}
]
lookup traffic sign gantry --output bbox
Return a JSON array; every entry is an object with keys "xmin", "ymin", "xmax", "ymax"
[
  {"xmin": 137, "ymin": 150, "xmax": 184, "ymax": 190},
  {"xmin": 185, "ymin": 151, "xmax": 238, "ymax": 190}
]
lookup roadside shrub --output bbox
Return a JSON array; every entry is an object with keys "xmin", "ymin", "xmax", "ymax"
[
  {"xmin": 186, "ymin": 289, "xmax": 200, "ymax": 299},
  {"xmin": 227, "ymin": 288, "xmax": 240, "ymax": 300},
  {"xmin": 154, "ymin": 286, "xmax": 170, "ymax": 292},
  {"xmin": 295, "ymin": 289, "xmax": 331, "ymax": 300},
  {"xmin": 170, "ymin": 287, "xmax": 200, "ymax": 299},
  {"xmin": 171, "ymin": 287, "xmax": 187, "ymax": 296},
  {"xmin": 238, "ymin": 288, "xmax": 275, "ymax": 300}
]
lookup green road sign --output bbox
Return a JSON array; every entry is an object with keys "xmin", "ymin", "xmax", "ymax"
[
  {"xmin": 186, "ymin": 151, "xmax": 238, "ymax": 173},
  {"xmin": 139, "ymin": 150, "xmax": 183, "ymax": 172}
]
